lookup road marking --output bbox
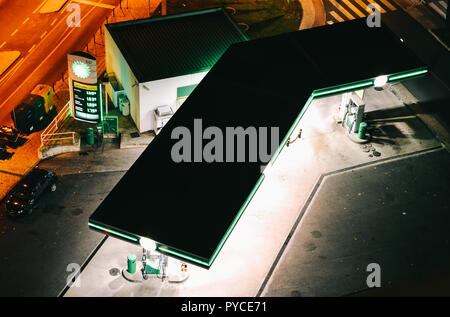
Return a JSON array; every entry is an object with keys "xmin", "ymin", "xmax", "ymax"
[
  {"xmin": 0, "ymin": 0, "xmax": 104, "ymax": 110},
  {"xmin": 342, "ymin": 0, "xmax": 366, "ymax": 17},
  {"xmin": 22, "ymin": 17, "xmax": 30, "ymax": 25},
  {"xmin": 73, "ymin": 0, "xmax": 115, "ymax": 9},
  {"xmin": 40, "ymin": 31, "xmax": 48, "ymax": 39},
  {"xmin": 366, "ymin": 0, "xmax": 387, "ymax": 13},
  {"xmin": 28, "ymin": 44, "xmax": 36, "ymax": 53},
  {"xmin": 329, "ymin": 0, "xmax": 357, "ymax": 20},
  {"xmin": 10, "ymin": 29, "xmax": 19, "ymax": 37},
  {"xmin": 330, "ymin": 10, "xmax": 345, "ymax": 22},
  {"xmin": 33, "ymin": 0, "xmax": 49, "ymax": 14},
  {"xmin": 440, "ymin": 1, "xmax": 448, "ymax": 10},
  {"xmin": 0, "ymin": 41, "xmax": 5, "ymax": 49},
  {"xmin": 429, "ymin": 2, "xmax": 446, "ymax": 18},
  {"xmin": 379, "ymin": 0, "xmax": 397, "ymax": 10},
  {"xmin": 354, "ymin": 0, "xmax": 374, "ymax": 14},
  {"xmin": 51, "ymin": 18, "xmax": 58, "ymax": 26}
]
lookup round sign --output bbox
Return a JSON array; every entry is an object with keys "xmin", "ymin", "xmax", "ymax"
[{"xmin": 71, "ymin": 60, "xmax": 91, "ymax": 79}]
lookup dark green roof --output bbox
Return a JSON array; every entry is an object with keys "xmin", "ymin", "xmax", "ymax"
[{"xmin": 106, "ymin": 8, "xmax": 249, "ymax": 83}]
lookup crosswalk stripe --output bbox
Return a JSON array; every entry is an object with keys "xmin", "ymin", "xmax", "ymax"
[
  {"xmin": 330, "ymin": 10, "xmax": 345, "ymax": 22},
  {"xmin": 439, "ymin": 0, "xmax": 448, "ymax": 10},
  {"xmin": 355, "ymin": 0, "xmax": 375, "ymax": 13},
  {"xmin": 342, "ymin": 0, "xmax": 367, "ymax": 17},
  {"xmin": 379, "ymin": 0, "xmax": 397, "ymax": 10},
  {"xmin": 429, "ymin": 2, "xmax": 446, "ymax": 18},
  {"xmin": 365, "ymin": 0, "xmax": 387, "ymax": 13},
  {"xmin": 329, "ymin": 0, "xmax": 357, "ymax": 19}
]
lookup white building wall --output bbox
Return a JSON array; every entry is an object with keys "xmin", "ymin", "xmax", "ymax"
[
  {"xmin": 138, "ymin": 71, "xmax": 208, "ymax": 132},
  {"xmin": 105, "ymin": 28, "xmax": 140, "ymax": 130}
]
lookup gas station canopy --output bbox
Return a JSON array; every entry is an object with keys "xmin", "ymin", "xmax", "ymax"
[{"xmin": 89, "ymin": 14, "xmax": 428, "ymax": 268}]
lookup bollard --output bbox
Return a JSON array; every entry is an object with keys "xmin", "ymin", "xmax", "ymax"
[
  {"xmin": 358, "ymin": 122, "xmax": 367, "ymax": 139},
  {"xmin": 86, "ymin": 127, "xmax": 94, "ymax": 145},
  {"xmin": 127, "ymin": 254, "xmax": 136, "ymax": 274}
]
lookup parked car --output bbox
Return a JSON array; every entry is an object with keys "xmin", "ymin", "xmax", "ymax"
[
  {"xmin": 5, "ymin": 168, "xmax": 57, "ymax": 217},
  {"xmin": 0, "ymin": 125, "xmax": 19, "ymax": 143}
]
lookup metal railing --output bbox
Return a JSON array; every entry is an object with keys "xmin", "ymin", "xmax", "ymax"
[
  {"xmin": 41, "ymin": 132, "xmax": 77, "ymax": 146},
  {"xmin": 40, "ymin": 101, "xmax": 73, "ymax": 146}
]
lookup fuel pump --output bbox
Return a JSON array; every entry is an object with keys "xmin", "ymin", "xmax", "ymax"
[
  {"xmin": 345, "ymin": 93, "xmax": 365, "ymax": 134},
  {"xmin": 337, "ymin": 91, "xmax": 368, "ymax": 142}
]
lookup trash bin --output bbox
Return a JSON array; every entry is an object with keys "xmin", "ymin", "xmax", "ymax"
[
  {"xmin": 127, "ymin": 254, "xmax": 137, "ymax": 274},
  {"xmin": 358, "ymin": 122, "xmax": 367, "ymax": 139},
  {"xmin": 86, "ymin": 127, "xmax": 94, "ymax": 145}
]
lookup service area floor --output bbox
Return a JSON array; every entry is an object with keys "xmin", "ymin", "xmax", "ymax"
[{"xmin": 63, "ymin": 83, "xmax": 450, "ymax": 297}]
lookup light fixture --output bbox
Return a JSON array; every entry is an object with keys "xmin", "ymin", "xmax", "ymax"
[
  {"xmin": 373, "ymin": 75, "xmax": 388, "ymax": 87},
  {"xmin": 140, "ymin": 237, "xmax": 157, "ymax": 251}
]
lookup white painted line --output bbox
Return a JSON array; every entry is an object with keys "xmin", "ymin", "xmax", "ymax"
[
  {"xmin": 366, "ymin": 0, "xmax": 387, "ymax": 13},
  {"xmin": 33, "ymin": 0, "xmax": 49, "ymax": 14},
  {"xmin": 22, "ymin": 17, "xmax": 30, "ymax": 25},
  {"xmin": 330, "ymin": 0, "xmax": 357, "ymax": 20},
  {"xmin": 0, "ymin": 41, "xmax": 5, "ymax": 49},
  {"xmin": 51, "ymin": 18, "xmax": 58, "ymax": 26},
  {"xmin": 439, "ymin": 1, "xmax": 447, "ymax": 10},
  {"xmin": 355, "ymin": 0, "xmax": 374, "ymax": 14},
  {"xmin": 342, "ymin": 0, "xmax": 366, "ymax": 17},
  {"xmin": 429, "ymin": 2, "xmax": 446, "ymax": 18},
  {"xmin": 379, "ymin": 0, "xmax": 397, "ymax": 10},
  {"xmin": 28, "ymin": 44, "xmax": 36, "ymax": 53},
  {"xmin": 330, "ymin": 10, "xmax": 345, "ymax": 22},
  {"xmin": 10, "ymin": 29, "xmax": 18, "ymax": 37},
  {"xmin": 40, "ymin": 31, "xmax": 48, "ymax": 39}
]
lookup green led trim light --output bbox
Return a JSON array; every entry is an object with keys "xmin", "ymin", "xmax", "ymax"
[
  {"xmin": 88, "ymin": 222, "xmax": 139, "ymax": 243},
  {"xmin": 158, "ymin": 174, "xmax": 266, "ymax": 267},
  {"xmin": 72, "ymin": 60, "xmax": 91, "ymax": 79},
  {"xmin": 270, "ymin": 95, "xmax": 314, "ymax": 166},
  {"xmin": 312, "ymin": 80, "xmax": 374, "ymax": 97},
  {"xmin": 207, "ymin": 173, "xmax": 265, "ymax": 266},
  {"xmin": 157, "ymin": 246, "xmax": 209, "ymax": 266},
  {"xmin": 388, "ymin": 68, "xmax": 428, "ymax": 82}
]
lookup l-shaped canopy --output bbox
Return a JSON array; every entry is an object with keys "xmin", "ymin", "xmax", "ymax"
[{"xmin": 89, "ymin": 14, "xmax": 428, "ymax": 268}]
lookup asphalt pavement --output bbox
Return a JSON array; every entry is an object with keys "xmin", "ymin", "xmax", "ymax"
[
  {"xmin": 261, "ymin": 148, "xmax": 450, "ymax": 296},
  {"xmin": 0, "ymin": 170, "xmax": 124, "ymax": 296}
]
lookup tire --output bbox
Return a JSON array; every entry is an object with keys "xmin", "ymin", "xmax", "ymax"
[{"xmin": 50, "ymin": 183, "xmax": 57, "ymax": 192}]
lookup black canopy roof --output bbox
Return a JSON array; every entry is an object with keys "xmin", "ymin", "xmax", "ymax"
[{"xmin": 90, "ymin": 14, "xmax": 427, "ymax": 268}]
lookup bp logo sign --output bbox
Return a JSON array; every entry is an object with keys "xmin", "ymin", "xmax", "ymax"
[
  {"xmin": 71, "ymin": 60, "xmax": 91, "ymax": 79},
  {"xmin": 67, "ymin": 51, "xmax": 100, "ymax": 123}
]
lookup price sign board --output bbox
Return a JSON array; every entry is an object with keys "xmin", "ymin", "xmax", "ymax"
[{"xmin": 72, "ymin": 81, "xmax": 101, "ymax": 122}]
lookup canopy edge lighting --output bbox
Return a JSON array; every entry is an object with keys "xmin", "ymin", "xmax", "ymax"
[
  {"xmin": 388, "ymin": 67, "xmax": 428, "ymax": 82},
  {"xmin": 88, "ymin": 222, "xmax": 140, "ymax": 243}
]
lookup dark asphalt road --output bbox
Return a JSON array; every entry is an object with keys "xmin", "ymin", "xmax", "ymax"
[
  {"xmin": 262, "ymin": 148, "xmax": 450, "ymax": 296},
  {"xmin": 0, "ymin": 170, "xmax": 124, "ymax": 296}
]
